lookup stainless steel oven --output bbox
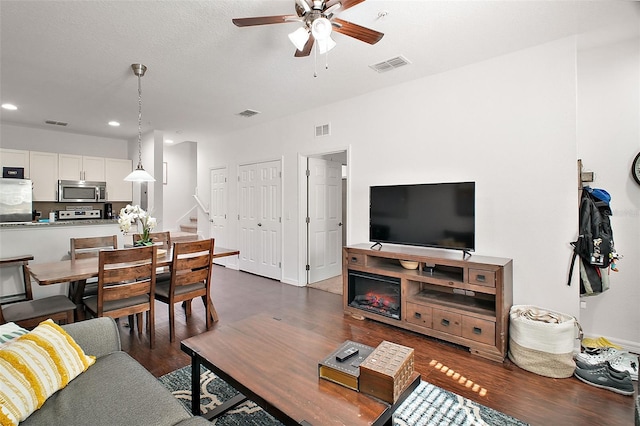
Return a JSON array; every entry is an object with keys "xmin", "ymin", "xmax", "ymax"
[{"xmin": 58, "ymin": 180, "xmax": 107, "ymax": 202}]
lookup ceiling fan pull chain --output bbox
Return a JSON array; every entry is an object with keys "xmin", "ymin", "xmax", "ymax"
[{"xmin": 314, "ymin": 43, "xmax": 318, "ymax": 77}]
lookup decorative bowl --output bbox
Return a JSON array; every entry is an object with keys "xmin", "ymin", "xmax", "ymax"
[
  {"xmin": 399, "ymin": 260, "xmax": 419, "ymax": 270},
  {"xmin": 157, "ymin": 249, "xmax": 168, "ymax": 257}
]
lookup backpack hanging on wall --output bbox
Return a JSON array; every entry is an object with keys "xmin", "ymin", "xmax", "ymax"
[{"xmin": 568, "ymin": 187, "xmax": 619, "ymax": 295}]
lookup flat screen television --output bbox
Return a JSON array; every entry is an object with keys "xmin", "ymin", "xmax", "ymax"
[{"xmin": 369, "ymin": 182, "xmax": 475, "ymax": 252}]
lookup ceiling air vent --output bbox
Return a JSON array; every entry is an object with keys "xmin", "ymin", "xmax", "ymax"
[
  {"xmin": 315, "ymin": 123, "xmax": 330, "ymax": 137},
  {"xmin": 369, "ymin": 55, "xmax": 411, "ymax": 73},
  {"xmin": 236, "ymin": 109, "xmax": 260, "ymax": 118},
  {"xmin": 44, "ymin": 120, "xmax": 68, "ymax": 126}
]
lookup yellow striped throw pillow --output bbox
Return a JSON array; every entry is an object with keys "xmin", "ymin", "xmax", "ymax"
[{"xmin": 0, "ymin": 319, "xmax": 95, "ymax": 426}]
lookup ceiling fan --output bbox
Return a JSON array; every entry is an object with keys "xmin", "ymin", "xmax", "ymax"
[{"xmin": 232, "ymin": 0, "xmax": 384, "ymax": 57}]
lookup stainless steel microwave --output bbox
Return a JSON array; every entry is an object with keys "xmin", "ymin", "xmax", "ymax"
[{"xmin": 58, "ymin": 180, "xmax": 107, "ymax": 202}]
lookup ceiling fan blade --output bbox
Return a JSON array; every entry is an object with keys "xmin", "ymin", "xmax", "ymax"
[
  {"xmin": 295, "ymin": 35, "xmax": 315, "ymax": 57},
  {"xmin": 332, "ymin": 17, "xmax": 383, "ymax": 45},
  {"xmin": 326, "ymin": 0, "xmax": 366, "ymax": 12},
  {"xmin": 232, "ymin": 15, "xmax": 299, "ymax": 27}
]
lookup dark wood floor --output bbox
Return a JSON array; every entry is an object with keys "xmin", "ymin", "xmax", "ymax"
[{"xmin": 118, "ymin": 265, "xmax": 636, "ymax": 426}]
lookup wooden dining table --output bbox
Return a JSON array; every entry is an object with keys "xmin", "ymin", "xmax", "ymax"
[{"xmin": 27, "ymin": 246, "xmax": 240, "ymax": 322}]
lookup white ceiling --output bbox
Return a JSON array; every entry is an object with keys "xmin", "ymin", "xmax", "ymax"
[{"xmin": 1, "ymin": 1, "xmax": 638, "ymax": 145}]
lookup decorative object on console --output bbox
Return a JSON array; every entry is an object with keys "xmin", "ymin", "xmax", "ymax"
[
  {"xmin": 124, "ymin": 63, "xmax": 155, "ymax": 183},
  {"xmin": 118, "ymin": 204, "xmax": 157, "ymax": 246},
  {"xmin": 399, "ymin": 260, "xmax": 419, "ymax": 270}
]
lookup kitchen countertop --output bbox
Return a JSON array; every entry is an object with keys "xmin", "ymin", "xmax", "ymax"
[{"xmin": 0, "ymin": 219, "xmax": 119, "ymax": 228}]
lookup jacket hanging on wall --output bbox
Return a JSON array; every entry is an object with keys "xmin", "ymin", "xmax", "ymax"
[{"xmin": 568, "ymin": 187, "xmax": 620, "ymax": 295}]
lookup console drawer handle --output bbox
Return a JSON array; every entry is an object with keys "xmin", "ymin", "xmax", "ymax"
[
  {"xmin": 351, "ymin": 257, "xmax": 358, "ymax": 263},
  {"xmin": 476, "ymin": 275, "xmax": 486, "ymax": 282},
  {"xmin": 441, "ymin": 319, "xmax": 450, "ymax": 326},
  {"xmin": 473, "ymin": 327, "xmax": 482, "ymax": 335},
  {"xmin": 414, "ymin": 312, "xmax": 422, "ymax": 319}
]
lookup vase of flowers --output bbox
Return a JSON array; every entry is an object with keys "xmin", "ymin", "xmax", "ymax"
[{"xmin": 118, "ymin": 204, "xmax": 157, "ymax": 246}]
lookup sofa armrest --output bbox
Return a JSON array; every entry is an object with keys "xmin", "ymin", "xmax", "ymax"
[{"xmin": 61, "ymin": 317, "xmax": 121, "ymax": 358}]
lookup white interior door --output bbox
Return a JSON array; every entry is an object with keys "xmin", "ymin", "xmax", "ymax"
[
  {"xmin": 238, "ymin": 160, "xmax": 281, "ymax": 280},
  {"xmin": 307, "ymin": 157, "xmax": 343, "ymax": 283},
  {"xmin": 209, "ymin": 167, "xmax": 228, "ymax": 265}
]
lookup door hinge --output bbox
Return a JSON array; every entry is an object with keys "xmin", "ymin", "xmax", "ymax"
[
  {"xmin": 237, "ymin": 214, "xmax": 240, "ymax": 220},
  {"xmin": 279, "ymin": 262, "xmax": 282, "ymax": 268},
  {"xmin": 305, "ymin": 217, "xmax": 310, "ymax": 224},
  {"xmin": 306, "ymin": 264, "xmax": 310, "ymax": 271},
  {"xmin": 279, "ymin": 217, "xmax": 282, "ymax": 223},
  {"xmin": 306, "ymin": 169, "xmax": 310, "ymax": 177}
]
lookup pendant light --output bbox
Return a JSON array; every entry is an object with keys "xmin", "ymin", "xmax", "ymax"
[{"xmin": 124, "ymin": 63, "xmax": 155, "ymax": 182}]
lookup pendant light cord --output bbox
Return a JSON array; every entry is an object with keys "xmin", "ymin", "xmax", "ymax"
[{"xmin": 136, "ymin": 73, "xmax": 143, "ymax": 168}]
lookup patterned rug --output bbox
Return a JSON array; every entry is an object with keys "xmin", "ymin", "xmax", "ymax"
[{"xmin": 159, "ymin": 365, "xmax": 528, "ymax": 426}]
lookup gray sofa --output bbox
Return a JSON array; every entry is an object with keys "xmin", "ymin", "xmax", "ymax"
[{"xmin": 21, "ymin": 317, "xmax": 209, "ymax": 426}]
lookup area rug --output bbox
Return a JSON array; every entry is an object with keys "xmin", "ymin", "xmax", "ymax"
[{"xmin": 159, "ymin": 365, "xmax": 528, "ymax": 426}]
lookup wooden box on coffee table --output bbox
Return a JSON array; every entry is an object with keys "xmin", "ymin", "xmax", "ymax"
[{"xmin": 359, "ymin": 341, "xmax": 415, "ymax": 403}]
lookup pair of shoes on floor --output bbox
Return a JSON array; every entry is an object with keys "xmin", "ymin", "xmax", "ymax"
[
  {"xmin": 573, "ymin": 360, "xmax": 635, "ymax": 396},
  {"xmin": 576, "ymin": 347, "xmax": 639, "ymax": 381}
]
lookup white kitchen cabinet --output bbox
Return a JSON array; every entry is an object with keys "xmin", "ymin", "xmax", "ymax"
[
  {"xmin": 58, "ymin": 154, "xmax": 105, "ymax": 181},
  {"xmin": 105, "ymin": 158, "xmax": 132, "ymax": 201},
  {"xmin": 29, "ymin": 151, "xmax": 58, "ymax": 201},
  {"xmin": 0, "ymin": 148, "xmax": 30, "ymax": 178}
]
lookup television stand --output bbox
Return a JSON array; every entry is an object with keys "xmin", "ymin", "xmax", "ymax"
[{"xmin": 343, "ymin": 244, "xmax": 513, "ymax": 362}]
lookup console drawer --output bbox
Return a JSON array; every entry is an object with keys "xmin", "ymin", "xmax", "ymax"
[
  {"xmin": 405, "ymin": 302, "xmax": 432, "ymax": 328},
  {"xmin": 347, "ymin": 253, "xmax": 365, "ymax": 266},
  {"xmin": 432, "ymin": 309, "xmax": 462, "ymax": 336},
  {"xmin": 461, "ymin": 316, "xmax": 496, "ymax": 346},
  {"xmin": 469, "ymin": 269, "xmax": 496, "ymax": 287}
]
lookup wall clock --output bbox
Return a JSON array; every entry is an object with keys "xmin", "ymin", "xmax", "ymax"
[{"xmin": 633, "ymin": 151, "xmax": 640, "ymax": 186}]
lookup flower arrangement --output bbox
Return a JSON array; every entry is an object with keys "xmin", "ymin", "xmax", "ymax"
[{"xmin": 118, "ymin": 204, "xmax": 157, "ymax": 246}]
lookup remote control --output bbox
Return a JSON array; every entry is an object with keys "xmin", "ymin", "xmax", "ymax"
[{"xmin": 336, "ymin": 347, "xmax": 359, "ymax": 362}]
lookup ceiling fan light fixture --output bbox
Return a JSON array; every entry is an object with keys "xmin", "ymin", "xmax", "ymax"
[
  {"xmin": 317, "ymin": 36, "xmax": 336, "ymax": 54},
  {"xmin": 311, "ymin": 17, "xmax": 332, "ymax": 41},
  {"xmin": 288, "ymin": 27, "xmax": 310, "ymax": 51}
]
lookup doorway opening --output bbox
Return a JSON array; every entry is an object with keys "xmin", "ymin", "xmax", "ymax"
[{"xmin": 303, "ymin": 150, "xmax": 347, "ymax": 289}]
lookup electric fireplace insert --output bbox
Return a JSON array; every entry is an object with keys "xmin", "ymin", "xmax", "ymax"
[{"xmin": 347, "ymin": 270, "xmax": 401, "ymax": 320}]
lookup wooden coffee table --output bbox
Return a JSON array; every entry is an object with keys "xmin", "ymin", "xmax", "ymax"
[{"xmin": 180, "ymin": 314, "xmax": 420, "ymax": 425}]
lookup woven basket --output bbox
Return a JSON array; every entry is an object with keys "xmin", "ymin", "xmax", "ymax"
[{"xmin": 508, "ymin": 305, "xmax": 580, "ymax": 378}]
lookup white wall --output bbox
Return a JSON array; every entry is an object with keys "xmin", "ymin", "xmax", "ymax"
[
  {"xmin": 197, "ymin": 34, "xmax": 639, "ymax": 349},
  {"xmin": 162, "ymin": 141, "xmax": 197, "ymax": 232},
  {"xmin": 0, "ymin": 123, "xmax": 128, "ymax": 158},
  {"xmin": 576, "ymin": 35, "xmax": 640, "ymax": 348}
]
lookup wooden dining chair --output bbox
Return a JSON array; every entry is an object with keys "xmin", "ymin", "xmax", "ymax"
[
  {"xmin": 68, "ymin": 235, "xmax": 118, "ymax": 303},
  {"xmin": 133, "ymin": 231, "xmax": 172, "ymax": 284},
  {"xmin": 154, "ymin": 238, "xmax": 215, "ymax": 342},
  {"xmin": 83, "ymin": 246, "xmax": 157, "ymax": 348},
  {"xmin": 0, "ymin": 255, "xmax": 75, "ymax": 329}
]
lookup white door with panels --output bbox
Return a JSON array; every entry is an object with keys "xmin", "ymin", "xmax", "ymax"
[
  {"xmin": 209, "ymin": 167, "xmax": 228, "ymax": 265},
  {"xmin": 307, "ymin": 157, "xmax": 343, "ymax": 283},
  {"xmin": 238, "ymin": 160, "xmax": 281, "ymax": 280}
]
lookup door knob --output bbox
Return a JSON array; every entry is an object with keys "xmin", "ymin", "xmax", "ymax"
[
  {"xmin": 338, "ymin": 222, "xmax": 343, "ymax": 226},
  {"xmin": 258, "ymin": 223, "xmax": 262, "ymax": 227}
]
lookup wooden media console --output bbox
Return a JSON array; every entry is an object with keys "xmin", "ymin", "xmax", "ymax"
[{"xmin": 343, "ymin": 244, "xmax": 513, "ymax": 362}]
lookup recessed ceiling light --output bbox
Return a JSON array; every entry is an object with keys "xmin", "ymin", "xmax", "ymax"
[
  {"xmin": 164, "ymin": 139, "xmax": 174, "ymax": 144},
  {"xmin": 1, "ymin": 103, "xmax": 17, "ymax": 110},
  {"xmin": 108, "ymin": 121, "xmax": 120, "ymax": 127}
]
